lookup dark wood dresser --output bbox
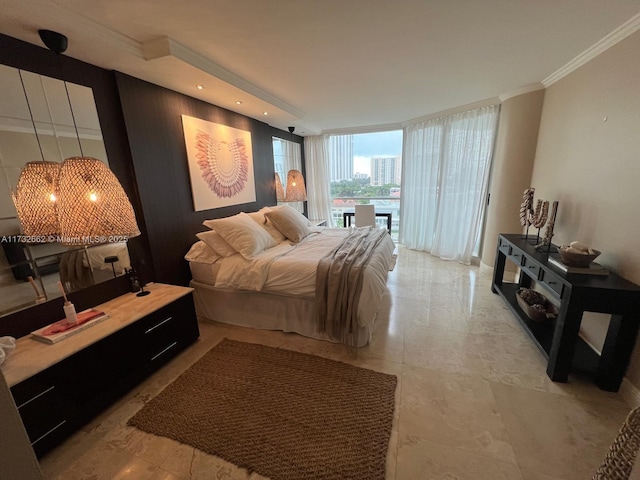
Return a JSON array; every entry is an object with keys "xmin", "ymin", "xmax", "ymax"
[{"xmin": 1, "ymin": 283, "xmax": 199, "ymax": 457}]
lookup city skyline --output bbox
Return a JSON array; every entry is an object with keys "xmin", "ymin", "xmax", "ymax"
[{"xmin": 346, "ymin": 130, "xmax": 402, "ymax": 179}]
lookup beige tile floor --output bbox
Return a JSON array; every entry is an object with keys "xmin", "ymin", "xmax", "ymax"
[{"xmin": 39, "ymin": 247, "xmax": 632, "ymax": 479}]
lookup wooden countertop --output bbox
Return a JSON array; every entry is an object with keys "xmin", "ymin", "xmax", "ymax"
[{"xmin": 1, "ymin": 283, "xmax": 193, "ymax": 387}]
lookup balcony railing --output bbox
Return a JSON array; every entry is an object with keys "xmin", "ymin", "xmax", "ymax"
[{"xmin": 330, "ymin": 196, "xmax": 400, "ymax": 241}]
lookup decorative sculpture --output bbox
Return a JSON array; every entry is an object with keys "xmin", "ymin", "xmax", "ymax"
[
  {"xmin": 519, "ymin": 187, "xmax": 557, "ymax": 250},
  {"xmin": 519, "ymin": 187, "xmax": 535, "ymax": 237},
  {"xmin": 529, "ymin": 199, "xmax": 549, "ymax": 235},
  {"xmin": 539, "ymin": 201, "xmax": 559, "ymax": 249}
]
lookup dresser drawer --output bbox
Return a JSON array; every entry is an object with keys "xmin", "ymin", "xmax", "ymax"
[
  {"xmin": 133, "ymin": 294, "xmax": 199, "ymax": 362},
  {"xmin": 522, "ymin": 257, "xmax": 541, "ymax": 279},
  {"xmin": 508, "ymin": 249, "xmax": 525, "ymax": 266},
  {"xmin": 11, "ymin": 371, "xmax": 71, "ymax": 452},
  {"xmin": 540, "ymin": 269, "xmax": 564, "ymax": 297},
  {"xmin": 498, "ymin": 239, "xmax": 511, "ymax": 256}
]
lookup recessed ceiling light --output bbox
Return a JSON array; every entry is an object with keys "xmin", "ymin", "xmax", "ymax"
[
  {"xmin": 236, "ymin": 100, "xmax": 242, "ymax": 105},
  {"xmin": 263, "ymin": 112, "xmax": 269, "ymax": 116},
  {"xmin": 196, "ymin": 84, "xmax": 204, "ymax": 90}
]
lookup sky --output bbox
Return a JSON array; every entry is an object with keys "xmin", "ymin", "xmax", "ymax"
[
  {"xmin": 353, "ymin": 130, "xmax": 403, "ymax": 176},
  {"xmin": 353, "ymin": 130, "xmax": 403, "ymax": 157},
  {"xmin": 354, "ymin": 156, "xmax": 371, "ymax": 175},
  {"xmin": 273, "ymin": 130, "xmax": 403, "ymax": 177}
]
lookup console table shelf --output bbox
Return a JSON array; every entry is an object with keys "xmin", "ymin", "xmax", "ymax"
[
  {"xmin": 494, "ymin": 282, "xmax": 600, "ymax": 375},
  {"xmin": 492, "ymin": 234, "xmax": 640, "ymax": 391}
]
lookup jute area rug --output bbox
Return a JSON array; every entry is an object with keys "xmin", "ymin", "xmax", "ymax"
[{"xmin": 128, "ymin": 339, "xmax": 397, "ymax": 480}]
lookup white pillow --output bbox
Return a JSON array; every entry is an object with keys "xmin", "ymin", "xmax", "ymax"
[
  {"xmin": 205, "ymin": 212, "xmax": 277, "ymax": 259},
  {"xmin": 262, "ymin": 221, "xmax": 288, "ymax": 243},
  {"xmin": 246, "ymin": 211, "xmax": 266, "ymax": 225},
  {"xmin": 247, "ymin": 208, "xmax": 287, "ymax": 243},
  {"xmin": 204, "ymin": 211, "xmax": 266, "ymax": 228},
  {"xmin": 252, "ymin": 207, "xmax": 287, "ymax": 243},
  {"xmin": 196, "ymin": 230, "xmax": 237, "ymax": 257},
  {"xmin": 264, "ymin": 205, "xmax": 310, "ymax": 243},
  {"xmin": 184, "ymin": 240, "xmax": 221, "ymax": 264}
]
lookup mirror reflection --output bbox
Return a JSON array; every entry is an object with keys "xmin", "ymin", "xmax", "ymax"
[
  {"xmin": 0, "ymin": 64, "xmax": 131, "ymax": 317},
  {"xmin": 272, "ymin": 137, "xmax": 303, "ymax": 213}
]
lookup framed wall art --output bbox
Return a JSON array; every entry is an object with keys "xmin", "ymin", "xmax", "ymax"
[{"xmin": 182, "ymin": 115, "xmax": 256, "ymax": 211}]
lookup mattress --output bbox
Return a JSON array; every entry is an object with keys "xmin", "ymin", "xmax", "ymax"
[
  {"xmin": 188, "ymin": 227, "xmax": 395, "ymax": 344},
  {"xmin": 189, "ymin": 259, "xmax": 222, "ymax": 286}
]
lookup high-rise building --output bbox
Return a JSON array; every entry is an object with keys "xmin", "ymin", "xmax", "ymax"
[
  {"xmin": 371, "ymin": 156, "xmax": 401, "ymax": 186},
  {"xmin": 329, "ymin": 135, "xmax": 353, "ymax": 182}
]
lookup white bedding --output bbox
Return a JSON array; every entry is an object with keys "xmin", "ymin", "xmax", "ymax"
[
  {"xmin": 192, "ymin": 227, "xmax": 395, "ymax": 329},
  {"xmin": 84, "ymin": 242, "xmax": 130, "ymax": 273}
]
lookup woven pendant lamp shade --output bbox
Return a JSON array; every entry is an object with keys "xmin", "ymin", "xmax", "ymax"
[
  {"xmin": 12, "ymin": 161, "xmax": 61, "ymax": 237},
  {"xmin": 57, "ymin": 157, "xmax": 140, "ymax": 245},
  {"xmin": 285, "ymin": 169, "xmax": 307, "ymax": 202},
  {"xmin": 275, "ymin": 173, "xmax": 285, "ymax": 202}
]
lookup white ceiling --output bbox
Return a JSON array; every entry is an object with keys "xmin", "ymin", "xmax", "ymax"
[{"xmin": 2, "ymin": 0, "xmax": 639, "ymax": 135}]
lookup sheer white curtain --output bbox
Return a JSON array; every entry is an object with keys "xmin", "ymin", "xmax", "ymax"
[
  {"xmin": 304, "ymin": 134, "xmax": 334, "ymax": 226},
  {"xmin": 400, "ymin": 105, "xmax": 499, "ymax": 264}
]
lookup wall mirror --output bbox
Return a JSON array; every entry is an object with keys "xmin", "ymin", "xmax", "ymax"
[
  {"xmin": 272, "ymin": 137, "xmax": 303, "ymax": 213},
  {"xmin": 0, "ymin": 64, "xmax": 131, "ymax": 317}
]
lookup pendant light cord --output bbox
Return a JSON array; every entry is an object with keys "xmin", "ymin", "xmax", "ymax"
[
  {"xmin": 18, "ymin": 70, "xmax": 47, "ymax": 163},
  {"xmin": 63, "ymin": 80, "xmax": 84, "ymax": 157}
]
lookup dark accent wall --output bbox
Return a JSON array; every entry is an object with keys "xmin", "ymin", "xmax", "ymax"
[
  {"xmin": 0, "ymin": 32, "xmax": 305, "ymax": 334},
  {"xmin": 115, "ymin": 73, "xmax": 304, "ymax": 286},
  {"xmin": 0, "ymin": 33, "xmax": 152, "ymax": 336}
]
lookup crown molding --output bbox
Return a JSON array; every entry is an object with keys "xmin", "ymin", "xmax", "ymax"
[
  {"xmin": 0, "ymin": 118, "xmax": 103, "ymax": 140},
  {"xmin": 322, "ymin": 96, "xmax": 502, "ymax": 135},
  {"xmin": 34, "ymin": 4, "xmax": 144, "ymax": 58},
  {"xmin": 543, "ymin": 12, "xmax": 640, "ymax": 87},
  {"xmin": 499, "ymin": 83, "xmax": 545, "ymax": 102},
  {"xmin": 321, "ymin": 122, "xmax": 403, "ymax": 136},
  {"xmin": 143, "ymin": 37, "xmax": 305, "ymax": 119},
  {"xmin": 402, "ymin": 97, "xmax": 500, "ymax": 127}
]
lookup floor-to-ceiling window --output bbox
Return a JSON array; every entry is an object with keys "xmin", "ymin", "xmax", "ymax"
[
  {"xmin": 327, "ymin": 130, "xmax": 403, "ymax": 240},
  {"xmin": 401, "ymin": 105, "xmax": 499, "ymax": 264}
]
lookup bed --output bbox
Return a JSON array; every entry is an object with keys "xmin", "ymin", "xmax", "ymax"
[
  {"xmin": 186, "ymin": 206, "xmax": 395, "ymax": 347},
  {"xmin": 59, "ymin": 242, "xmax": 131, "ymax": 291}
]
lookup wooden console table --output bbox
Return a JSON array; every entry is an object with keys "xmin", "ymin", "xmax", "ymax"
[{"xmin": 492, "ymin": 234, "xmax": 640, "ymax": 391}]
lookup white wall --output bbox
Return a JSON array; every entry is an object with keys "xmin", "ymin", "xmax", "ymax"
[
  {"xmin": 530, "ymin": 30, "xmax": 640, "ymax": 384},
  {"xmin": 481, "ymin": 89, "xmax": 545, "ymax": 268}
]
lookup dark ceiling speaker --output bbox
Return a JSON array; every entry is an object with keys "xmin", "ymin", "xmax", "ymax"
[
  {"xmin": 288, "ymin": 126, "xmax": 295, "ymax": 133},
  {"xmin": 38, "ymin": 29, "xmax": 68, "ymax": 54}
]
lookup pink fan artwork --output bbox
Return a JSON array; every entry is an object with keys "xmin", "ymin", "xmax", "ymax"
[{"xmin": 194, "ymin": 130, "xmax": 249, "ymax": 198}]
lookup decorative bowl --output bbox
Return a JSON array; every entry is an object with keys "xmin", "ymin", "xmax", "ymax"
[
  {"xmin": 516, "ymin": 288, "xmax": 558, "ymax": 322},
  {"xmin": 558, "ymin": 247, "xmax": 601, "ymax": 268}
]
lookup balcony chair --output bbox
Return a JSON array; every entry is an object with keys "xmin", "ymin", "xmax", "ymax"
[{"xmin": 354, "ymin": 204, "xmax": 376, "ymax": 228}]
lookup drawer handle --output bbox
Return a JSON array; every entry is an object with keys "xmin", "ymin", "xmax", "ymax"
[
  {"xmin": 151, "ymin": 342, "xmax": 178, "ymax": 361},
  {"xmin": 548, "ymin": 281, "xmax": 557, "ymax": 285},
  {"xmin": 528, "ymin": 265, "xmax": 536, "ymax": 269},
  {"xmin": 31, "ymin": 420, "xmax": 67, "ymax": 446},
  {"xmin": 17, "ymin": 385, "xmax": 55, "ymax": 410},
  {"xmin": 145, "ymin": 316, "xmax": 173, "ymax": 334}
]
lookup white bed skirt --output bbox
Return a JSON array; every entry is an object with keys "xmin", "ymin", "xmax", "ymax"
[{"xmin": 190, "ymin": 280, "xmax": 376, "ymax": 347}]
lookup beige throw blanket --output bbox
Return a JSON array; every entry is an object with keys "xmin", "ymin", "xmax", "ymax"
[
  {"xmin": 59, "ymin": 249, "xmax": 93, "ymax": 292},
  {"xmin": 316, "ymin": 226, "xmax": 388, "ymax": 346}
]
